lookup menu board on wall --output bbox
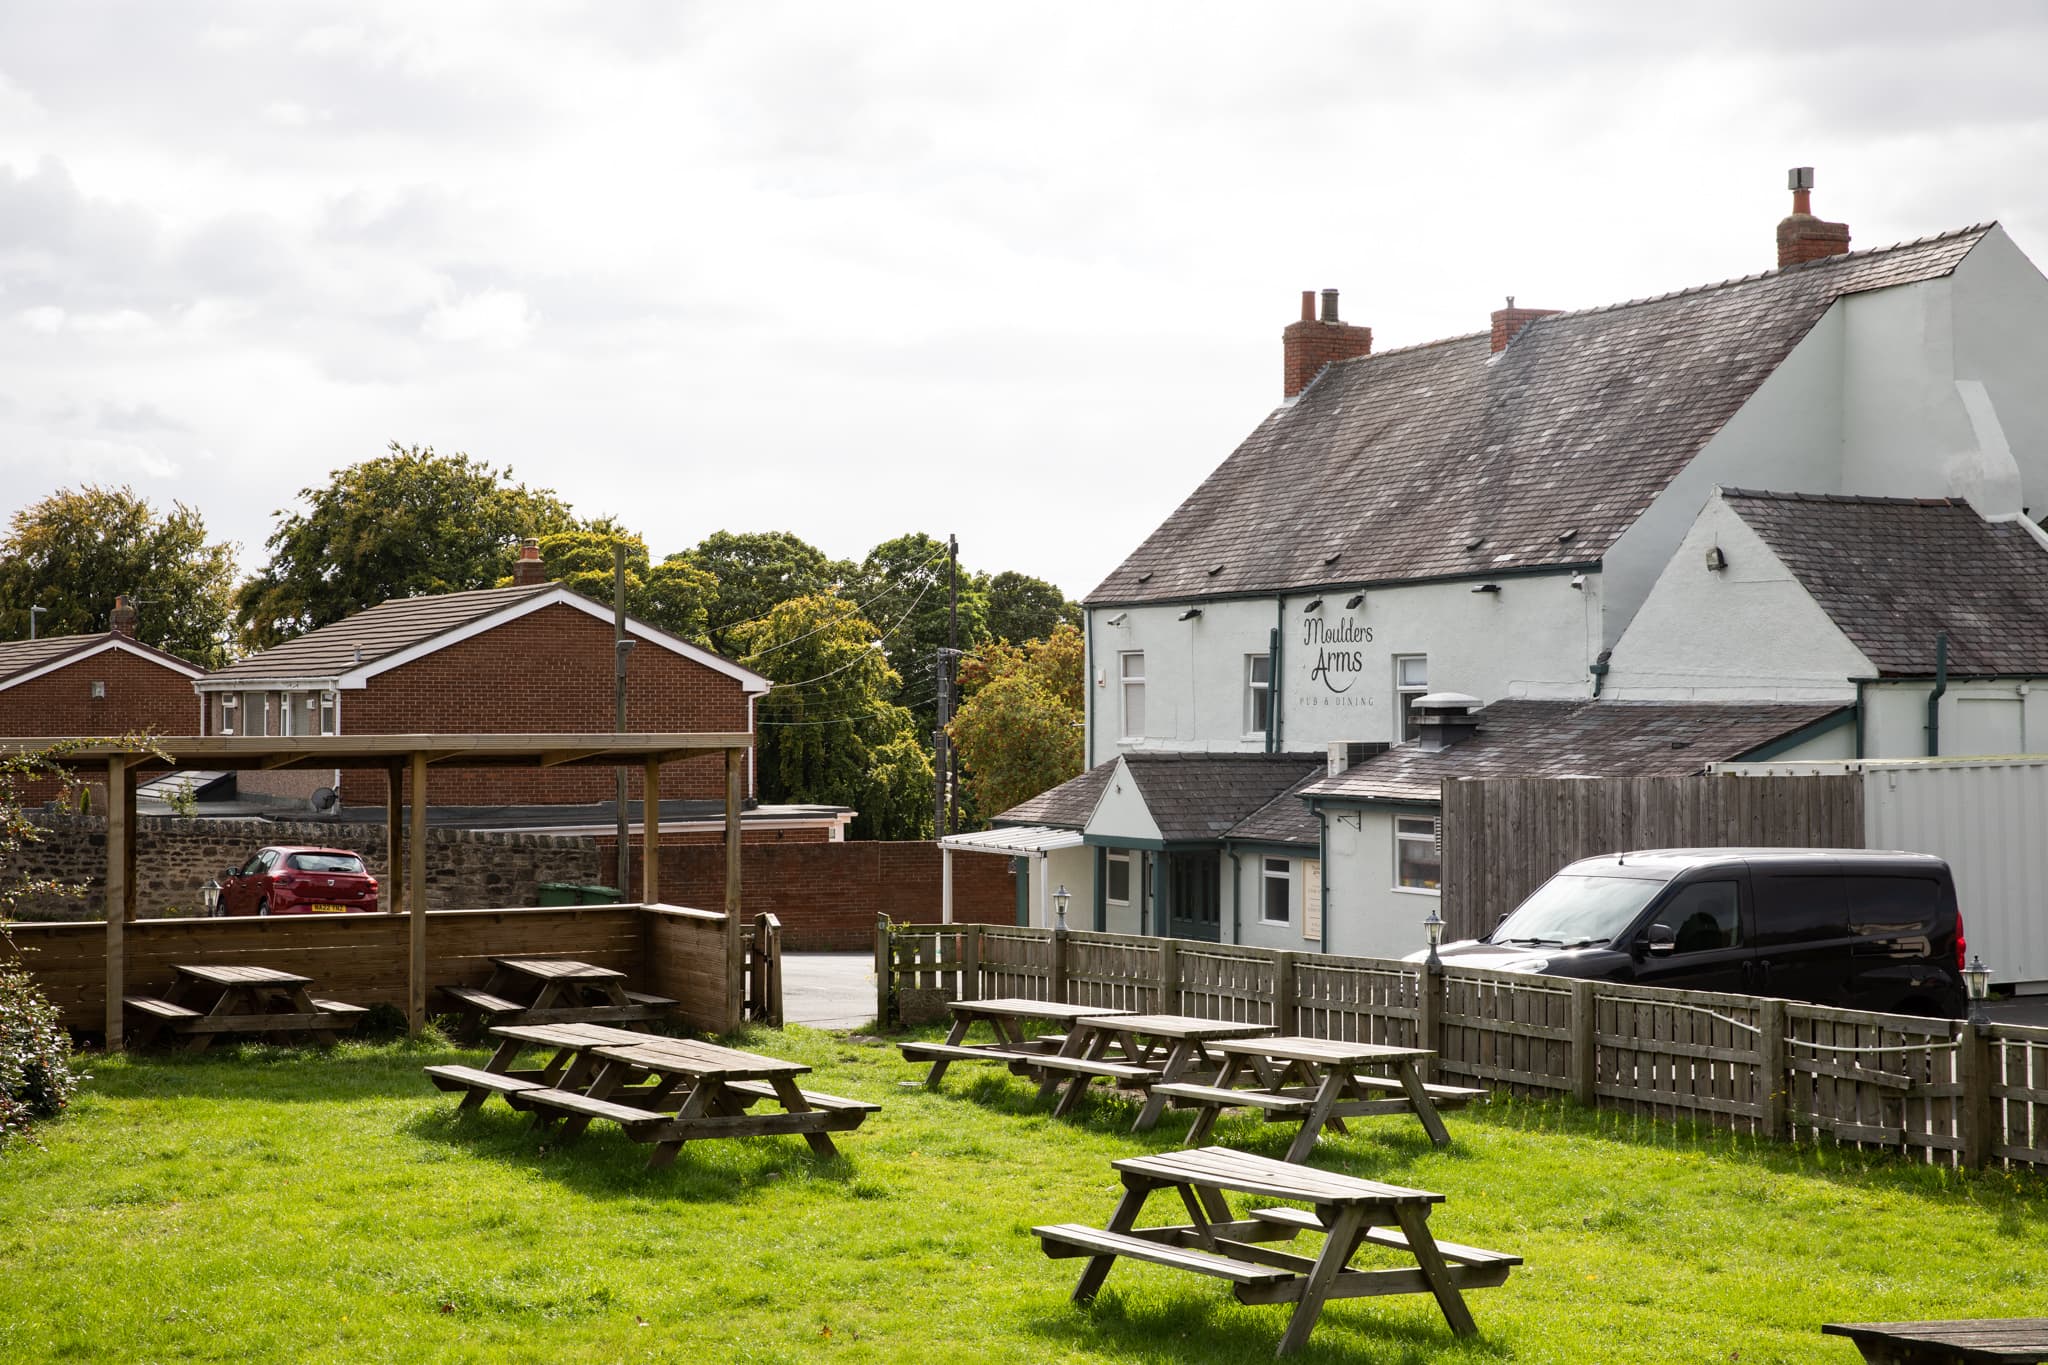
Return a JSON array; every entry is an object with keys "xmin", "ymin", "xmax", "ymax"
[{"xmin": 1302, "ymin": 859, "xmax": 1322, "ymax": 942}]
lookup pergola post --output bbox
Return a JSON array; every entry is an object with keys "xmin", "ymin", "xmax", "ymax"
[
  {"xmin": 385, "ymin": 759, "xmax": 405, "ymax": 915},
  {"xmin": 725, "ymin": 746, "xmax": 744, "ymax": 1032},
  {"xmin": 407, "ymin": 749, "xmax": 429, "ymax": 1035},
  {"xmin": 941, "ymin": 845, "xmax": 954, "ymax": 924},
  {"xmin": 103, "ymin": 756, "xmax": 129, "ymax": 1047},
  {"xmin": 641, "ymin": 756, "xmax": 661, "ymax": 905}
]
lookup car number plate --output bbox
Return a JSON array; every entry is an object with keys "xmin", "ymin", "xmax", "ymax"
[{"xmin": 311, "ymin": 903, "xmax": 348, "ymax": 914}]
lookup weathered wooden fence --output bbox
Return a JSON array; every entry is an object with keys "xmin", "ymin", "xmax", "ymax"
[
  {"xmin": 5, "ymin": 902, "xmax": 780, "ymax": 1036},
  {"xmin": 877, "ymin": 919, "xmax": 2048, "ymax": 1173},
  {"xmin": 1439, "ymin": 773, "xmax": 1865, "ymax": 941}
]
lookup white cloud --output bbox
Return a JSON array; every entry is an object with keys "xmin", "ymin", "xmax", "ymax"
[
  {"xmin": 19, "ymin": 305, "xmax": 64, "ymax": 333},
  {"xmin": 421, "ymin": 288, "xmax": 536, "ymax": 348}
]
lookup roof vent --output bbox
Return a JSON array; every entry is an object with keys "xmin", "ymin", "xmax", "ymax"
[{"xmin": 1409, "ymin": 691, "xmax": 1482, "ymax": 752}]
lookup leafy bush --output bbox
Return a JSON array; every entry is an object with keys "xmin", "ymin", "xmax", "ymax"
[{"xmin": 0, "ymin": 959, "xmax": 85, "ymax": 1149}]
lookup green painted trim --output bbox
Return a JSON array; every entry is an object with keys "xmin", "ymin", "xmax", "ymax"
[
  {"xmin": 1012, "ymin": 856, "xmax": 1029, "ymax": 927},
  {"xmin": 1731, "ymin": 706, "xmax": 1856, "ymax": 762},
  {"xmin": 1311, "ymin": 795, "xmax": 1441, "ymax": 815},
  {"xmin": 1083, "ymin": 833, "xmax": 1167, "ymax": 851},
  {"xmin": 1223, "ymin": 839, "xmax": 1317, "ymax": 857},
  {"xmin": 1315, "ymin": 808, "xmax": 1330, "ymax": 952},
  {"xmin": 1854, "ymin": 680, "xmax": 1865, "ymax": 759},
  {"xmin": 1092, "ymin": 845, "xmax": 1106, "ymax": 932},
  {"xmin": 1084, "ymin": 560, "xmax": 1599, "ymax": 611}
]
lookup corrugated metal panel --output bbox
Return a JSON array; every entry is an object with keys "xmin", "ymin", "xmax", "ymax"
[{"xmin": 1861, "ymin": 759, "xmax": 2048, "ymax": 991}]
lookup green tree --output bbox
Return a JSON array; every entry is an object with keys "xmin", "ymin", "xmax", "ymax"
[
  {"xmin": 849, "ymin": 532, "xmax": 989, "ymax": 741},
  {"xmin": 688, "ymin": 531, "xmax": 843, "ymax": 657},
  {"xmin": 510, "ymin": 529, "xmax": 718, "ymax": 645},
  {"xmin": 984, "ymin": 570, "xmax": 1079, "ymax": 645},
  {"xmin": 738, "ymin": 593, "xmax": 932, "ymax": 841},
  {"xmin": 948, "ymin": 623, "xmax": 1085, "ymax": 820},
  {"xmin": 0, "ymin": 486, "xmax": 237, "ymax": 667},
  {"xmin": 234, "ymin": 443, "xmax": 578, "ymax": 649}
]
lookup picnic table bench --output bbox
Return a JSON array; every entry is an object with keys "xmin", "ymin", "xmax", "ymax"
[
  {"xmin": 1042, "ymin": 1012, "xmax": 1277, "ymax": 1128},
  {"xmin": 1823, "ymin": 1319, "xmax": 2048, "ymax": 1363},
  {"xmin": 899, "ymin": 997, "xmax": 1132, "ymax": 1088},
  {"xmin": 425, "ymin": 1023, "xmax": 876, "ymax": 1167},
  {"xmin": 1035, "ymin": 1145, "xmax": 1518, "ymax": 1356},
  {"xmin": 1151, "ymin": 1035, "xmax": 1484, "ymax": 1160},
  {"xmin": 124, "ymin": 964, "xmax": 367, "ymax": 1050},
  {"xmin": 439, "ymin": 957, "xmax": 676, "ymax": 1035}
]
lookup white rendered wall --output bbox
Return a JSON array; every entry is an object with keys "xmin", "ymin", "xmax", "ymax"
[
  {"xmin": 1862, "ymin": 680, "xmax": 2048, "ymax": 759},
  {"xmin": 1317, "ymin": 808, "xmax": 1439, "ymax": 959},
  {"xmin": 1226, "ymin": 851, "xmax": 1323, "ymax": 951},
  {"xmin": 1603, "ymin": 494, "xmax": 1869, "ymax": 702},
  {"xmin": 1016, "ymin": 845, "xmax": 1097, "ymax": 931},
  {"xmin": 1951, "ymin": 227, "xmax": 2048, "ymax": 515},
  {"xmin": 1086, "ymin": 573, "xmax": 1600, "ymax": 763}
]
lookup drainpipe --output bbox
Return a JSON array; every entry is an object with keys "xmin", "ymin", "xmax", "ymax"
[
  {"xmin": 1925, "ymin": 633, "xmax": 1948, "ymax": 757},
  {"xmin": 1314, "ymin": 801, "xmax": 1331, "ymax": 954},
  {"xmin": 1228, "ymin": 849, "xmax": 1243, "ymax": 943},
  {"xmin": 1270, "ymin": 599, "xmax": 1285, "ymax": 752},
  {"xmin": 1853, "ymin": 680, "xmax": 1865, "ymax": 759},
  {"xmin": 1589, "ymin": 648, "xmax": 1612, "ymax": 698}
]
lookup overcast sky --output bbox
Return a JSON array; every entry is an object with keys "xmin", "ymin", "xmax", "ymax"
[{"xmin": 3, "ymin": 3, "xmax": 2045, "ymax": 603}]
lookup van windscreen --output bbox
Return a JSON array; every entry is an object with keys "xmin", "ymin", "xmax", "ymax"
[{"xmin": 1491, "ymin": 874, "xmax": 1666, "ymax": 947}]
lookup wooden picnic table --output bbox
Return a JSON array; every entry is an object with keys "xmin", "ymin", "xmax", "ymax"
[
  {"xmin": 1040, "ymin": 1012, "xmax": 1277, "ymax": 1128},
  {"xmin": 1034, "ymin": 1145, "xmax": 1519, "ymax": 1357},
  {"xmin": 439, "ymin": 956, "xmax": 676, "ymax": 1035},
  {"xmin": 424, "ymin": 1022, "xmax": 876, "ymax": 1168},
  {"xmin": 898, "ymin": 997, "xmax": 1132, "ymax": 1088},
  {"xmin": 1823, "ymin": 1319, "xmax": 2048, "ymax": 1363},
  {"xmin": 124, "ymin": 963, "xmax": 367, "ymax": 1050},
  {"xmin": 1154, "ymin": 1035, "xmax": 1485, "ymax": 1161}
]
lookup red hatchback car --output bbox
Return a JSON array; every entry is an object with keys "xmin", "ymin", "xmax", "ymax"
[{"xmin": 216, "ymin": 846, "xmax": 381, "ymax": 916}]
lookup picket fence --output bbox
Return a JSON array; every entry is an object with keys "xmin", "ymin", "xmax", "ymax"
[{"xmin": 878, "ymin": 920, "xmax": 2048, "ymax": 1172}]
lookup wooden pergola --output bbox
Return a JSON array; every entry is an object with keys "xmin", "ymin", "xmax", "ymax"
[{"xmin": 7, "ymin": 733, "xmax": 751, "ymax": 1044}]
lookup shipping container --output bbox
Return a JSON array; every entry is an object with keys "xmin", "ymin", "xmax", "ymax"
[{"xmin": 1710, "ymin": 756, "xmax": 2048, "ymax": 993}]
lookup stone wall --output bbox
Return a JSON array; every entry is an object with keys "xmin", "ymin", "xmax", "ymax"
[{"xmin": 6, "ymin": 814, "xmax": 601, "ymax": 921}]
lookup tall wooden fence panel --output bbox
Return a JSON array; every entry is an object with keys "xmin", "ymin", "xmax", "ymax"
[
  {"xmin": 1440, "ymin": 774, "xmax": 1865, "ymax": 941},
  {"xmin": 876, "ymin": 922, "xmax": 2048, "ymax": 1174}
]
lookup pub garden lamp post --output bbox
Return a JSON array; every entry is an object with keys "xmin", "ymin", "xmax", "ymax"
[
  {"xmin": 1423, "ymin": 906, "xmax": 1445, "ymax": 971},
  {"xmin": 202, "ymin": 877, "xmax": 222, "ymax": 918},
  {"xmin": 1054, "ymin": 884, "xmax": 1071, "ymax": 934},
  {"xmin": 1965, "ymin": 953, "xmax": 1991, "ymax": 1027}
]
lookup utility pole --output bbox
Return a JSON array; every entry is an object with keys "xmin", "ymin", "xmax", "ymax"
[{"xmin": 613, "ymin": 545, "xmax": 636, "ymax": 895}]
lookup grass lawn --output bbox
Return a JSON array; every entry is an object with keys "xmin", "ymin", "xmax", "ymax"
[{"xmin": 1, "ymin": 1025, "xmax": 2043, "ymax": 1364}]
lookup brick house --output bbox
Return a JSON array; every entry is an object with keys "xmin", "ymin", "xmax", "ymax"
[
  {"xmin": 196, "ymin": 556, "xmax": 774, "ymax": 811},
  {"xmin": 0, "ymin": 596, "xmax": 206, "ymax": 801}
]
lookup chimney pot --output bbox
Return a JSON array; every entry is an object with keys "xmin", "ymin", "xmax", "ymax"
[
  {"xmin": 512, "ymin": 536, "xmax": 547, "ymax": 586},
  {"xmin": 109, "ymin": 594, "xmax": 139, "ymax": 638},
  {"xmin": 1776, "ymin": 167, "xmax": 1850, "ymax": 268},
  {"xmin": 1281, "ymin": 288, "xmax": 1373, "ymax": 399}
]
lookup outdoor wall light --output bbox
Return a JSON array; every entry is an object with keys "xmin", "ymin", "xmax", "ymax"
[
  {"xmin": 1345, "ymin": 594, "xmax": 1365, "ymax": 610},
  {"xmin": 1471, "ymin": 583, "xmax": 1501, "ymax": 595},
  {"xmin": 1303, "ymin": 598, "xmax": 1323, "ymax": 613},
  {"xmin": 202, "ymin": 878, "xmax": 222, "ymax": 917},
  {"xmin": 1103, "ymin": 612, "xmax": 1129, "ymax": 627},
  {"xmin": 1054, "ymin": 884, "xmax": 1071, "ymax": 933},
  {"xmin": 1966, "ymin": 953, "xmax": 1991, "ymax": 1025},
  {"xmin": 1177, "ymin": 608, "xmax": 1203, "ymax": 621},
  {"xmin": 1423, "ymin": 907, "xmax": 1445, "ymax": 971},
  {"xmin": 1705, "ymin": 545, "xmax": 1728, "ymax": 572}
]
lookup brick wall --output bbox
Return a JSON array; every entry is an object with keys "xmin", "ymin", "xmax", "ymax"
[
  {"xmin": 6, "ymin": 813, "xmax": 601, "ymax": 921},
  {"xmin": 605, "ymin": 840, "xmax": 1018, "ymax": 950},
  {"xmin": 1, "ymin": 648, "xmax": 201, "ymax": 802},
  {"xmin": 332, "ymin": 602, "xmax": 754, "ymax": 806},
  {"xmin": 1282, "ymin": 291, "xmax": 1374, "ymax": 399}
]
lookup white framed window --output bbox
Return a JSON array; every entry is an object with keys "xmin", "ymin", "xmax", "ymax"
[
  {"xmin": 1395, "ymin": 815, "xmax": 1441, "ymax": 892},
  {"xmin": 1244, "ymin": 654, "xmax": 1271, "ymax": 735},
  {"xmin": 1105, "ymin": 850, "xmax": 1132, "ymax": 905},
  {"xmin": 1260, "ymin": 857, "xmax": 1291, "ymax": 923},
  {"xmin": 1395, "ymin": 655, "xmax": 1429, "ymax": 741},
  {"xmin": 319, "ymin": 691, "xmax": 338, "ymax": 735},
  {"xmin": 1120, "ymin": 651, "xmax": 1146, "ymax": 740}
]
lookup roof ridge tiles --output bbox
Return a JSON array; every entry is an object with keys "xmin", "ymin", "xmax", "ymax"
[{"xmin": 1719, "ymin": 487, "xmax": 1972, "ymax": 509}]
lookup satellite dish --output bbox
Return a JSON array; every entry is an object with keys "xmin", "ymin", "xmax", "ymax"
[{"xmin": 310, "ymin": 787, "xmax": 340, "ymax": 814}]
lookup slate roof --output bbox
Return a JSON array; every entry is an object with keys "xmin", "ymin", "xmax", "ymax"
[
  {"xmin": 1089, "ymin": 226, "xmax": 1992, "ymax": 605},
  {"xmin": 1301, "ymin": 699, "xmax": 1849, "ymax": 804},
  {"xmin": 0, "ymin": 632, "xmax": 203, "ymax": 686},
  {"xmin": 206, "ymin": 584, "xmax": 559, "ymax": 683},
  {"xmin": 1221, "ymin": 772, "xmax": 1323, "ymax": 847},
  {"xmin": 1722, "ymin": 490, "xmax": 2048, "ymax": 676},
  {"xmin": 995, "ymin": 758, "xmax": 1117, "ymax": 829}
]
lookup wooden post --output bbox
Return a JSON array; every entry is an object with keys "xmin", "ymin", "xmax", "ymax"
[
  {"xmin": 874, "ymin": 914, "xmax": 892, "ymax": 1027},
  {"xmin": 642, "ymin": 755, "xmax": 662, "ymax": 905},
  {"xmin": 1757, "ymin": 997, "xmax": 1788, "ymax": 1140},
  {"xmin": 723, "ymin": 747, "xmax": 744, "ymax": 1032},
  {"xmin": 121, "ymin": 767, "xmax": 137, "ymax": 921},
  {"xmin": 103, "ymin": 756, "xmax": 128, "ymax": 1047},
  {"xmin": 1157, "ymin": 936, "xmax": 1180, "ymax": 1015},
  {"xmin": 1273, "ymin": 950, "xmax": 1298, "ymax": 1033},
  {"xmin": 959, "ymin": 923, "xmax": 981, "ymax": 1002},
  {"xmin": 385, "ymin": 759, "xmax": 405, "ymax": 915},
  {"xmin": 407, "ymin": 750, "xmax": 429, "ymax": 1036},
  {"xmin": 1051, "ymin": 924, "xmax": 1070, "ymax": 1005},
  {"xmin": 1959, "ymin": 1020, "xmax": 1995, "ymax": 1170},
  {"xmin": 1570, "ymin": 980, "xmax": 1598, "ymax": 1106},
  {"xmin": 1418, "ymin": 964, "xmax": 1443, "ymax": 1082}
]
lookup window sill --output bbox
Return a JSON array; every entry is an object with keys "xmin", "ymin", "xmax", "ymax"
[
  {"xmin": 1390, "ymin": 884, "xmax": 1442, "ymax": 897},
  {"xmin": 1258, "ymin": 917, "xmax": 1291, "ymax": 927}
]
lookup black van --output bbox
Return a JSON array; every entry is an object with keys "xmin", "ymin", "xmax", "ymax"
[{"xmin": 1428, "ymin": 848, "xmax": 1968, "ymax": 1017}]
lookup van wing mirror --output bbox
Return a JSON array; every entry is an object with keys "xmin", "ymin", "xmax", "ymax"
[{"xmin": 1640, "ymin": 923, "xmax": 1677, "ymax": 957}]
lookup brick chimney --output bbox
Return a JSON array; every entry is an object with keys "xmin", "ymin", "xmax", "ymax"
[
  {"xmin": 1776, "ymin": 167, "xmax": 1851, "ymax": 268},
  {"xmin": 511, "ymin": 537, "xmax": 547, "ymax": 586},
  {"xmin": 1490, "ymin": 296, "xmax": 1560, "ymax": 353},
  {"xmin": 1282, "ymin": 289, "xmax": 1373, "ymax": 399},
  {"xmin": 109, "ymin": 594, "xmax": 138, "ymax": 638}
]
